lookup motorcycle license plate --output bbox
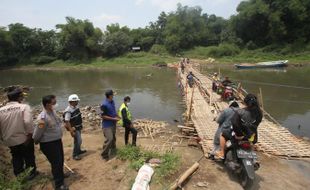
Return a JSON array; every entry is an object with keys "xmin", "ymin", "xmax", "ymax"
[{"xmin": 237, "ymin": 149, "xmax": 257, "ymax": 159}]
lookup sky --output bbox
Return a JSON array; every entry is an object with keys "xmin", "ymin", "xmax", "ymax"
[{"xmin": 0, "ymin": 0, "xmax": 243, "ymax": 30}]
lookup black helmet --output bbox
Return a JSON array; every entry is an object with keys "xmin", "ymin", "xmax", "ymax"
[{"xmin": 244, "ymin": 94, "xmax": 258, "ymax": 107}]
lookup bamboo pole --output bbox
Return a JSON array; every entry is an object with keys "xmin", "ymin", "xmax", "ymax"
[
  {"xmin": 259, "ymin": 87, "xmax": 264, "ymax": 110},
  {"xmin": 186, "ymin": 86, "xmax": 195, "ymax": 126},
  {"xmin": 169, "ymin": 162, "xmax": 200, "ymax": 190}
]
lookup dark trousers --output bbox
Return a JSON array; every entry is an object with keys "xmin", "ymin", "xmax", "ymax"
[
  {"xmin": 124, "ymin": 125, "xmax": 137, "ymax": 146},
  {"xmin": 40, "ymin": 139, "xmax": 64, "ymax": 188},
  {"xmin": 101, "ymin": 126, "xmax": 116, "ymax": 158},
  {"xmin": 73, "ymin": 130, "xmax": 82, "ymax": 157},
  {"xmin": 9, "ymin": 139, "xmax": 36, "ymax": 176}
]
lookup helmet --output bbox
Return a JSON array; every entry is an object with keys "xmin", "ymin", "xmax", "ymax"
[
  {"xmin": 68, "ymin": 94, "xmax": 80, "ymax": 102},
  {"xmin": 244, "ymin": 94, "xmax": 258, "ymax": 107}
]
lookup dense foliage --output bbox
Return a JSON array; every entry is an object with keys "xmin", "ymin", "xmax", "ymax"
[{"xmin": 1, "ymin": 0, "xmax": 310, "ymax": 66}]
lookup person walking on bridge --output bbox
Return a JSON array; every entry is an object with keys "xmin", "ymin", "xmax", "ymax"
[
  {"xmin": 187, "ymin": 71, "xmax": 199, "ymax": 88},
  {"xmin": 118, "ymin": 96, "xmax": 137, "ymax": 146},
  {"xmin": 0, "ymin": 87, "xmax": 37, "ymax": 180}
]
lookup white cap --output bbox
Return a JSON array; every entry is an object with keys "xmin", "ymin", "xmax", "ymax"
[{"xmin": 68, "ymin": 94, "xmax": 80, "ymax": 102}]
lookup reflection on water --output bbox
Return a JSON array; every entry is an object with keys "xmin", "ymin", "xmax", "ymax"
[
  {"xmin": 201, "ymin": 65, "xmax": 310, "ymax": 138},
  {"xmin": 0, "ymin": 68, "xmax": 184, "ymax": 123}
]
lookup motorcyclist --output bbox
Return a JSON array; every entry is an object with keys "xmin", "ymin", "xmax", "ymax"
[
  {"xmin": 210, "ymin": 100, "xmax": 239, "ymax": 156},
  {"xmin": 216, "ymin": 94, "xmax": 263, "ymax": 159}
]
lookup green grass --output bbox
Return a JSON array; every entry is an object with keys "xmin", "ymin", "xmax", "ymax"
[
  {"xmin": 117, "ymin": 146, "xmax": 180, "ymax": 179},
  {"xmin": 0, "ymin": 168, "xmax": 50, "ymax": 190},
  {"xmin": 182, "ymin": 46, "xmax": 310, "ymax": 64},
  {"xmin": 18, "ymin": 52, "xmax": 178, "ymax": 69}
]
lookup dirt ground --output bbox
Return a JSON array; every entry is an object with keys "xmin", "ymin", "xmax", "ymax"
[{"xmin": 0, "ymin": 125, "xmax": 301, "ymax": 190}]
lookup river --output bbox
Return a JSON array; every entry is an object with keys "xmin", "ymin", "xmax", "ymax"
[
  {"xmin": 0, "ymin": 67, "xmax": 184, "ymax": 124},
  {"xmin": 1, "ymin": 65, "xmax": 310, "ymax": 138}
]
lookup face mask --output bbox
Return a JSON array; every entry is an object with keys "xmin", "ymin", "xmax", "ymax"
[
  {"xmin": 127, "ymin": 102, "xmax": 131, "ymax": 106},
  {"xmin": 52, "ymin": 103, "xmax": 59, "ymax": 110}
]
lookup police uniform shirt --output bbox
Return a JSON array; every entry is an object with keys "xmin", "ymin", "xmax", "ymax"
[
  {"xmin": 33, "ymin": 109, "xmax": 63, "ymax": 143},
  {"xmin": 0, "ymin": 101, "xmax": 33, "ymax": 147}
]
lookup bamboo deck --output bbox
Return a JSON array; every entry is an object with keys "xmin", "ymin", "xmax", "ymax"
[{"xmin": 178, "ymin": 65, "xmax": 310, "ymax": 159}]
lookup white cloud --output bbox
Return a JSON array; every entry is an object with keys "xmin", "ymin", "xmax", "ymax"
[
  {"xmin": 91, "ymin": 13, "xmax": 122, "ymax": 29},
  {"xmin": 135, "ymin": 0, "xmax": 145, "ymax": 6}
]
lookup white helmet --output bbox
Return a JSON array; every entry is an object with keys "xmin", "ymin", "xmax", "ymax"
[{"xmin": 68, "ymin": 94, "xmax": 80, "ymax": 102}]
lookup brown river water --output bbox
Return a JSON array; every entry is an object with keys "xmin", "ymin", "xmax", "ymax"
[{"xmin": 1, "ymin": 65, "xmax": 310, "ymax": 138}]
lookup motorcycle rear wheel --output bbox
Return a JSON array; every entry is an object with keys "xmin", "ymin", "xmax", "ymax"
[{"xmin": 240, "ymin": 165, "xmax": 254, "ymax": 189}]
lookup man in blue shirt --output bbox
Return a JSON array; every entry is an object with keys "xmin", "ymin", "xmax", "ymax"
[{"xmin": 100, "ymin": 90, "xmax": 120, "ymax": 160}]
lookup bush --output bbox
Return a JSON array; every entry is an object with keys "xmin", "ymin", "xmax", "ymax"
[
  {"xmin": 207, "ymin": 43, "xmax": 240, "ymax": 57},
  {"xmin": 32, "ymin": 56, "xmax": 57, "ymax": 65},
  {"xmin": 149, "ymin": 44, "xmax": 168, "ymax": 55}
]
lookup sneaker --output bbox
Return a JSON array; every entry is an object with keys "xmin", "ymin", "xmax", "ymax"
[
  {"xmin": 73, "ymin": 155, "xmax": 81, "ymax": 160},
  {"xmin": 55, "ymin": 185, "xmax": 69, "ymax": 190},
  {"xmin": 79, "ymin": 150, "xmax": 87, "ymax": 155}
]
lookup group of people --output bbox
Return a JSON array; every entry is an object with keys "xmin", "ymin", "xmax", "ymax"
[{"xmin": 0, "ymin": 87, "xmax": 138, "ymax": 190}]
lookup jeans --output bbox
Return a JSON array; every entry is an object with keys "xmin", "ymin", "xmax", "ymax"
[
  {"xmin": 125, "ymin": 125, "xmax": 137, "ymax": 146},
  {"xmin": 40, "ymin": 139, "xmax": 64, "ymax": 188},
  {"xmin": 101, "ymin": 126, "xmax": 116, "ymax": 158},
  {"xmin": 9, "ymin": 139, "xmax": 36, "ymax": 176},
  {"xmin": 73, "ymin": 130, "xmax": 82, "ymax": 157}
]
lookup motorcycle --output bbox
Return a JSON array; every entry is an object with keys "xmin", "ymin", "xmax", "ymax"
[
  {"xmin": 222, "ymin": 86, "xmax": 234, "ymax": 101},
  {"xmin": 224, "ymin": 137, "xmax": 260, "ymax": 189}
]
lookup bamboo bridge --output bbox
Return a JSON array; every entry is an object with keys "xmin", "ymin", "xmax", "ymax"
[{"xmin": 178, "ymin": 64, "xmax": 310, "ymax": 159}]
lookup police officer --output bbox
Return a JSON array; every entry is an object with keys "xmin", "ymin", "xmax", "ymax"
[
  {"xmin": 64, "ymin": 94, "xmax": 86, "ymax": 160},
  {"xmin": 0, "ymin": 87, "xmax": 37, "ymax": 179},
  {"xmin": 100, "ymin": 90, "xmax": 120, "ymax": 161},
  {"xmin": 118, "ymin": 96, "xmax": 137, "ymax": 146},
  {"xmin": 33, "ymin": 95, "xmax": 68, "ymax": 190}
]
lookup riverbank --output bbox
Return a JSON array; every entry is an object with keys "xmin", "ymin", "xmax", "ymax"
[
  {"xmin": 2, "ymin": 49, "xmax": 310, "ymax": 71},
  {"xmin": 182, "ymin": 46, "xmax": 310, "ymax": 65}
]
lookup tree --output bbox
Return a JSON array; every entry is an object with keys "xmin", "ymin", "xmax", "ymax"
[
  {"xmin": 102, "ymin": 30, "xmax": 133, "ymax": 57},
  {"xmin": 56, "ymin": 17, "xmax": 103, "ymax": 60}
]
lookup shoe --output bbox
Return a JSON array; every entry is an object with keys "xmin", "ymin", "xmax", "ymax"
[
  {"xmin": 101, "ymin": 155, "xmax": 109, "ymax": 161},
  {"xmin": 25, "ymin": 170, "xmax": 39, "ymax": 181},
  {"xmin": 79, "ymin": 150, "xmax": 87, "ymax": 155},
  {"xmin": 64, "ymin": 172, "xmax": 71, "ymax": 178},
  {"xmin": 55, "ymin": 185, "xmax": 69, "ymax": 190},
  {"xmin": 73, "ymin": 155, "xmax": 81, "ymax": 160}
]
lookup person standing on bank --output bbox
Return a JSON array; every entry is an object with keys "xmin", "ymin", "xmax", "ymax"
[
  {"xmin": 33, "ymin": 95, "xmax": 68, "ymax": 190},
  {"xmin": 118, "ymin": 96, "xmax": 137, "ymax": 146},
  {"xmin": 100, "ymin": 90, "xmax": 120, "ymax": 161},
  {"xmin": 63, "ymin": 94, "xmax": 86, "ymax": 161},
  {"xmin": 0, "ymin": 87, "xmax": 37, "ymax": 180}
]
